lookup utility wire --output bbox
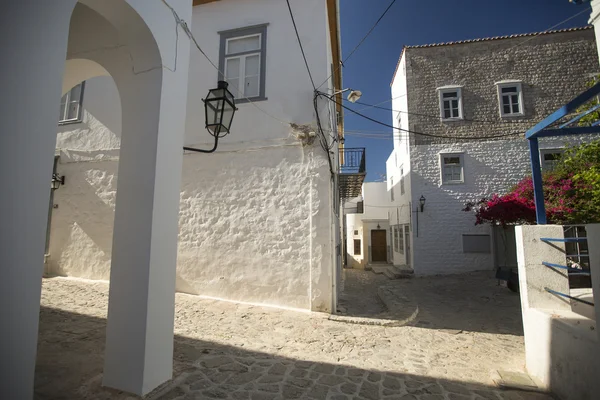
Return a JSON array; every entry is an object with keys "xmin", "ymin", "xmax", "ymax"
[
  {"xmin": 351, "ymin": 100, "xmax": 502, "ymax": 124},
  {"xmin": 286, "ymin": 0, "xmax": 317, "ymax": 90},
  {"xmin": 504, "ymin": 7, "xmax": 592, "ymax": 53},
  {"xmin": 319, "ymin": 93, "xmax": 523, "ymax": 140},
  {"xmin": 316, "ymin": 0, "xmax": 398, "ymax": 90},
  {"xmin": 161, "ymin": 0, "xmax": 292, "ymax": 128},
  {"xmin": 355, "ymin": 94, "xmax": 407, "ymax": 112}
]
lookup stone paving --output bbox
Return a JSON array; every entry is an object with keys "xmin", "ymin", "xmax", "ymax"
[{"xmin": 34, "ymin": 271, "xmax": 551, "ymax": 400}]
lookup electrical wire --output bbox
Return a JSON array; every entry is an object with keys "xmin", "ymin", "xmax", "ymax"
[
  {"xmin": 355, "ymin": 94, "xmax": 407, "ymax": 112},
  {"xmin": 160, "ymin": 0, "xmax": 292, "ymax": 128},
  {"xmin": 286, "ymin": 0, "xmax": 317, "ymax": 90},
  {"xmin": 319, "ymin": 93, "xmax": 523, "ymax": 140},
  {"xmin": 316, "ymin": 0, "xmax": 398, "ymax": 90},
  {"xmin": 351, "ymin": 100, "xmax": 501, "ymax": 124}
]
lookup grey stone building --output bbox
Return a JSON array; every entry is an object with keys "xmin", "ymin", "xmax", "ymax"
[{"xmin": 385, "ymin": 27, "xmax": 599, "ymax": 275}]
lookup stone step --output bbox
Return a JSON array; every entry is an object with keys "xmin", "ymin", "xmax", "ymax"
[{"xmin": 390, "ymin": 265, "xmax": 414, "ymax": 279}]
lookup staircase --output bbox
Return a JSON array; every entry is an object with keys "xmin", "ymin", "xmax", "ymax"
[{"xmin": 369, "ymin": 264, "xmax": 414, "ymax": 280}]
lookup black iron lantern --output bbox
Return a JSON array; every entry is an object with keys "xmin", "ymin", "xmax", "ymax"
[
  {"xmin": 419, "ymin": 195, "xmax": 426, "ymax": 212},
  {"xmin": 204, "ymin": 81, "xmax": 237, "ymax": 138},
  {"xmin": 51, "ymin": 173, "xmax": 65, "ymax": 190}
]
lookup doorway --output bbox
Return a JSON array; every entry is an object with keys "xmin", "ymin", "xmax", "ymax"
[{"xmin": 371, "ymin": 229, "xmax": 387, "ymax": 263}]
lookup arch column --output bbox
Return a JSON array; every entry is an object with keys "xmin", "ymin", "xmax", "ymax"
[
  {"xmin": 91, "ymin": 13, "xmax": 189, "ymax": 398},
  {"xmin": 0, "ymin": 1, "xmax": 78, "ymax": 398}
]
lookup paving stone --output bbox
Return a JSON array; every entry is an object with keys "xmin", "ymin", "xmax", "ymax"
[
  {"xmin": 313, "ymin": 364, "xmax": 335, "ymax": 374},
  {"xmin": 282, "ymin": 384, "xmax": 306, "ymax": 399},
  {"xmin": 334, "ymin": 367, "xmax": 347, "ymax": 376},
  {"xmin": 295, "ymin": 361, "xmax": 313, "ymax": 369},
  {"xmin": 256, "ymin": 384, "xmax": 280, "ymax": 393},
  {"xmin": 231, "ymin": 392, "xmax": 251, "ymax": 400},
  {"xmin": 473, "ymin": 390, "xmax": 502, "ymax": 400},
  {"xmin": 202, "ymin": 357, "xmax": 234, "ymax": 369},
  {"xmin": 448, "ymin": 393, "xmax": 472, "ymax": 400},
  {"xmin": 267, "ymin": 363, "xmax": 287, "ymax": 376},
  {"xmin": 340, "ymin": 383, "xmax": 357, "ymax": 395},
  {"xmin": 318, "ymin": 374, "xmax": 345, "ymax": 386},
  {"xmin": 250, "ymin": 393, "xmax": 277, "ymax": 400},
  {"xmin": 189, "ymin": 379, "xmax": 212, "ymax": 390},
  {"xmin": 421, "ymin": 395, "xmax": 445, "ymax": 400},
  {"xmin": 367, "ymin": 372, "xmax": 383, "ymax": 383},
  {"xmin": 405, "ymin": 379, "xmax": 424, "ymax": 389},
  {"xmin": 160, "ymin": 386, "xmax": 185, "ymax": 400},
  {"xmin": 359, "ymin": 381, "xmax": 380, "ymax": 400},
  {"xmin": 207, "ymin": 372, "xmax": 231, "ymax": 384},
  {"xmin": 441, "ymin": 382, "xmax": 474, "ymax": 395},
  {"xmin": 202, "ymin": 388, "xmax": 228, "ymax": 399},
  {"xmin": 258, "ymin": 375, "xmax": 283, "ymax": 384},
  {"xmin": 220, "ymin": 363, "xmax": 249, "ymax": 373},
  {"xmin": 347, "ymin": 376, "xmax": 363, "ymax": 384},
  {"xmin": 382, "ymin": 377, "xmax": 402, "ymax": 390},
  {"xmin": 347, "ymin": 368, "xmax": 365, "ymax": 377},
  {"xmin": 423, "ymin": 383, "xmax": 444, "ymax": 394},
  {"xmin": 289, "ymin": 368, "xmax": 307, "ymax": 378},
  {"xmin": 309, "ymin": 371, "xmax": 320, "ymax": 379},
  {"xmin": 288, "ymin": 377, "xmax": 312, "ymax": 388},
  {"xmin": 331, "ymin": 395, "xmax": 350, "ymax": 400},
  {"xmin": 305, "ymin": 384, "xmax": 330, "ymax": 399},
  {"xmin": 227, "ymin": 372, "xmax": 262, "ymax": 385}
]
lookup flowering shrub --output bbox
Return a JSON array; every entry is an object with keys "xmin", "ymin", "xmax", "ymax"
[{"xmin": 464, "ymin": 140, "xmax": 600, "ymax": 225}]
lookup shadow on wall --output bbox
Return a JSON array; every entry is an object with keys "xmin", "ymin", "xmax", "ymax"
[{"xmin": 35, "ymin": 305, "xmax": 542, "ymax": 399}]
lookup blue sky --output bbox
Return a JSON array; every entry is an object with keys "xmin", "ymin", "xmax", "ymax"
[{"xmin": 339, "ymin": 0, "xmax": 592, "ymax": 181}]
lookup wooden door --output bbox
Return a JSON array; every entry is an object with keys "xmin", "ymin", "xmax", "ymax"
[{"xmin": 371, "ymin": 230, "xmax": 387, "ymax": 262}]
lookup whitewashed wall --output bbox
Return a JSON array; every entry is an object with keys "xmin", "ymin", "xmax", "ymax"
[
  {"xmin": 410, "ymin": 136, "xmax": 596, "ymax": 275},
  {"xmin": 387, "ymin": 53, "xmax": 413, "ymax": 267},
  {"xmin": 49, "ymin": 0, "xmax": 338, "ymax": 312}
]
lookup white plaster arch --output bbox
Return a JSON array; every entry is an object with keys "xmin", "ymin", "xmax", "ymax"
[{"xmin": 1, "ymin": 0, "xmax": 192, "ymax": 397}]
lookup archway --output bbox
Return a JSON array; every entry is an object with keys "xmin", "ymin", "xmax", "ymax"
[{"xmin": 0, "ymin": 1, "xmax": 192, "ymax": 397}]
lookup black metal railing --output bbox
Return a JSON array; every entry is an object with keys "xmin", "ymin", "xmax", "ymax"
[{"xmin": 339, "ymin": 148, "xmax": 366, "ymax": 174}]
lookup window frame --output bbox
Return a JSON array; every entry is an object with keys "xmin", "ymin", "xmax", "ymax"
[
  {"xmin": 218, "ymin": 24, "xmax": 268, "ymax": 103},
  {"xmin": 390, "ymin": 177, "xmax": 395, "ymax": 201},
  {"xmin": 400, "ymin": 166, "xmax": 405, "ymax": 195},
  {"xmin": 496, "ymin": 81, "xmax": 524, "ymax": 118},
  {"xmin": 439, "ymin": 152, "xmax": 465, "ymax": 185},
  {"xmin": 437, "ymin": 86, "xmax": 463, "ymax": 121},
  {"xmin": 353, "ymin": 239, "xmax": 361, "ymax": 256},
  {"xmin": 59, "ymin": 82, "xmax": 85, "ymax": 125},
  {"xmin": 540, "ymin": 148, "xmax": 564, "ymax": 172}
]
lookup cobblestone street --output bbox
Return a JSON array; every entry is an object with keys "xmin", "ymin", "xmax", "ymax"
[{"xmin": 34, "ymin": 271, "xmax": 550, "ymax": 400}]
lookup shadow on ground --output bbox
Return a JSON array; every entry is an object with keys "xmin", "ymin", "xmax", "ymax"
[
  {"xmin": 339, "ymin": 269, "xmax": 523, "ymax": 336},
  {"xmin": 35, "ymin": 305, "xmax": 547, "ymax": 400}
]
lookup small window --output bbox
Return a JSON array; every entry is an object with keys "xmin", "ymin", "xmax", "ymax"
[
  {"xmin": 540, "ymin": 149, "xmax": 564, "ymax": 172},
  {"xmin": 354, "ymin": 230, "xmax": 359, "ymax": 235},
  {"xmin": 400, "ymin": 166, "xmax": 405, "ymax": 195},
  {"xmin": 438, "ymin": 87, "xmax": 463, "ymax": 120},
  {"xmin": 59, "ymin": 82, "xmax": 85, "ymax": 124},
  {"xmin": 440, "ymin": 153, "xmax": 464, "ymax": 184},
  {"xmin": 393, "ymin": 227, "xmax": 399, "ymax": 252},
  {"xmin": 397, "ymin": 225, "xmax": 404, "ymax": 254},
  {"xmin": 219, "ymin": 25, "xmax": 268, "ymax": 102},
  {"xmin": 353, "ymin": 239, "xmax": 361, "ymax": 255},
  {"xmin": 390, "ymin": 178, "xmax": 395, "ymax": 201},
  {"xmin": 462, "ymin": 234, "xmax": 491, "ymax": 253},
  {"xmin": 497, "ymin": 82, "xmax": 524, "ymax": 117}
]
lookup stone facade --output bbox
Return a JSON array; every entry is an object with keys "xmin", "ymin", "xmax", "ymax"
[
  {"xmin": 388, "ymin": 27, "xmax": 600, "ymax": 275},
  {"xmin": 403, "ymin": 27, "xmax": 599, "ymax": 145}
]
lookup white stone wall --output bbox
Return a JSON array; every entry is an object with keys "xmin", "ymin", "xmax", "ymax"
[
  {"xmin": 387, "ymin": 28, "xmax": 600, "ymax": 275},
  {"xmin": 410, "ymin": 136, "xmax": 597, "ymax": 275},
  {"xmin": 48, "ymin": 0, "xmax": 338, "ymax": 312}
]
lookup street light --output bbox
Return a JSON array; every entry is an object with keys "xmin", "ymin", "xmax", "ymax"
[
  {"xmin": 184, "ymin": 81, "xmax": 237, "ymax": 153},
  {"xmin": 419, "ymin": 195, "xmax": 426, "ymax": 212},
  {"xmin": 331, "ymin": 88, "xmax": 362, "ymax": 103},
  {"xmin": 51, "ymin": 173, "xmax": 65, "ymax": 190}
]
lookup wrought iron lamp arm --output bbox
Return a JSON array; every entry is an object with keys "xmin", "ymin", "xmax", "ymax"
[{"xmin": 183, "ymin": 135, "xmax": 219, "ymax": 154}]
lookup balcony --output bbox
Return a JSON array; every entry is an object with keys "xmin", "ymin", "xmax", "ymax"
[{"xmin": 339, "ymin": 147, "xmax": 366, "ymax": 199}]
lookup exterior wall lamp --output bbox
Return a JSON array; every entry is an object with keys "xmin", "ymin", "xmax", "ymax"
[
  {"xmin": 419, "ymin": 195, "xmax": 426, "ymax": 212},
  {"xmin": 51, "ymin": 173, "xmax": 65, "ymax": 190},
  {"xmin": 184, "ymin": 81, "xmax": 238, "ymax": 153}
]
